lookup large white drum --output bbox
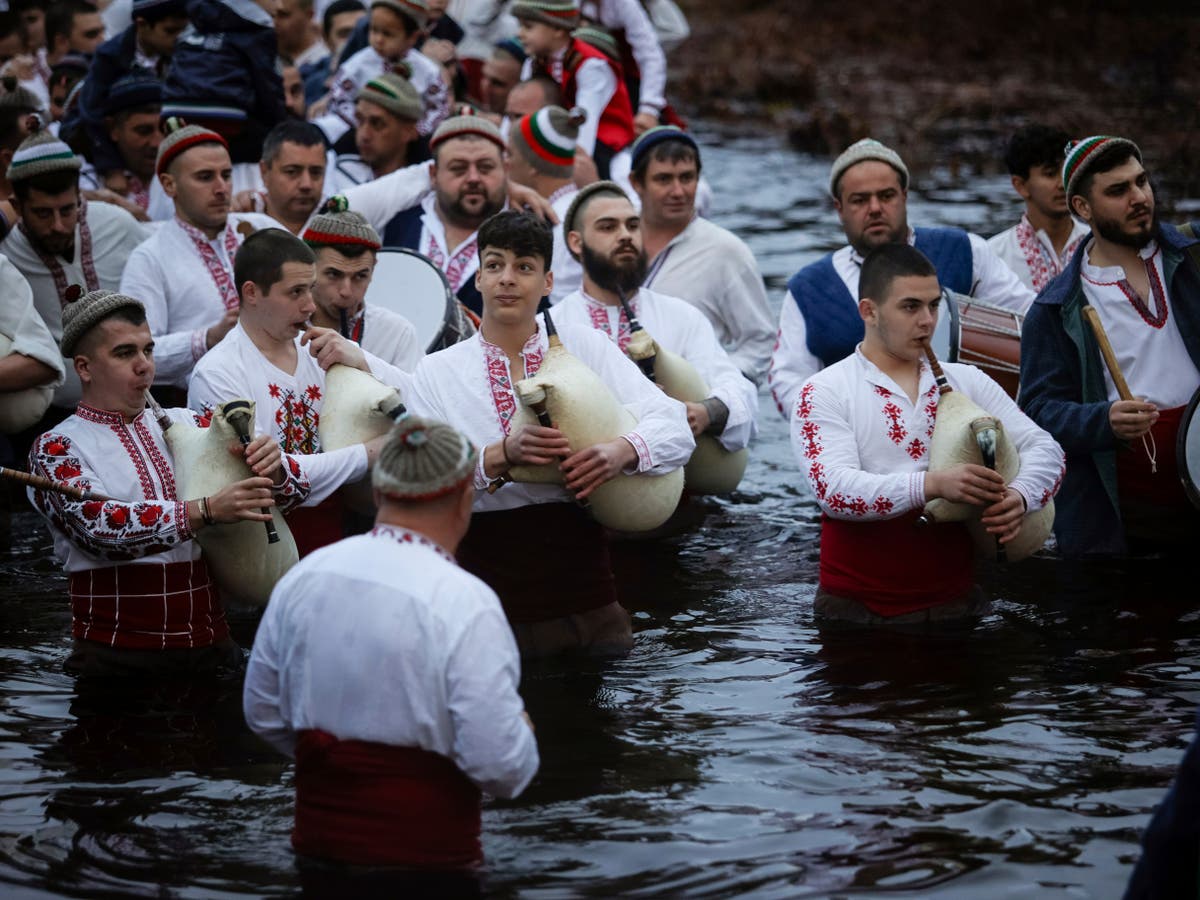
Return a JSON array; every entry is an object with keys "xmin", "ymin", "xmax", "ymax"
[{"xmin": 365, "ymin": 247, "xmax": 475, "ymax": 353}]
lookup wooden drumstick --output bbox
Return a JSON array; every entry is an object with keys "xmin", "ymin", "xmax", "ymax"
[
  {"xmin": 1081, "ymin": 305, "xmax": 1135, "ymax": 401},
  {"xmin": 0, "ymin": 465, "xmax": 109, "ymax": 501}
]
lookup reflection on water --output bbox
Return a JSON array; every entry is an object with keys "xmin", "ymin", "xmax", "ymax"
[{"xmin": 2, "ymin": 128, "xmax": 1196, "ymax": 897}]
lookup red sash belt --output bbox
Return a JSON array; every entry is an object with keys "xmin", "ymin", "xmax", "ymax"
[
  {"xmin": 285, "ymin": 494, "xmax": 345, "ymax": 559},
  {"xmin": 1116, "ymin": 405, "xmax": 1190, "ymax": 513},
  {"xmin": 68, "ymin": 558, "xmax": 228, "ymax": 650},
  {"xmin": 456, "ymin": 502, "xmax": 617, "ymax": 624},
  {"xmin": 293, "ymin": 729, "xmax": 482, "ymax": 869},
  {"xmin": 819, "ymin": 511, "xmax": 975, "ymax": 617}
]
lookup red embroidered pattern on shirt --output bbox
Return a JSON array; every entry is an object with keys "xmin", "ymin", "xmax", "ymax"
[
  {"xmin": 134, "ymin": 417, "xmax": 177, "ymax": 500},
  {"xmin": 808, "ymin": 460, "xmax": 828, "ymax": 500},
  {"xmin": 827, "ymin": 492, "xmax": 869, "ymax": 516},
  {"xmin": 1015, "ymin": 216, "xmax": 1087, "ymax": 293},
  {"xmin": 1115, "ymin": 255, "xmax": 1170, "ymax": 328},
  {"xmin": 176, "ymin": 217, "xmax": 242, "ymax": 312},
  {"xmin": 268, "ymin": 383, "xmax": 322, "ymax": 454},
  {"xmin": 482, "ymin": 334, "xmax": 544, "ymax": 435},
  {"xmin": 371, "ymin": 524, "xmax": 456, "ymax": 563},
  {"xmin": 1041, "ymin": 460, "xmax": 1066, "ymax": 507},
  {"xmin": 587, "ymin": 298, "xmax": 635, "ymax": 351},
  {"xmin": 880, "ymin": 399, "xmax": 907, "ymax": 445},
  {"xmin": 425, "ymin": 231, "xmax": 478, "ymax": 295},
  {"xmin": 796, "ymin": 383, "xmax": 815, "ymax": 420}
]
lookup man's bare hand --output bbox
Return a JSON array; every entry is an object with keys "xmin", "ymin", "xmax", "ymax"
[
  {"xmin": 505, "ymin": 424, "xmax": 571, "ymax": 466},
  {"xmin": 205, "ymin": 308, "xmax": 239, "ymax": 349},
  {"xmin": 925, "ymin": 463, "xmax": 1006, "ymax": 507},
  {"xmin": 1109, "ymin": 398, "xmax": 1158, "ymax": 440},
  {"xmin": 561, "ymin": 438, "xmax": 637, "ymax": 500},
  {"xmin": 685, "ymin": 401, "xmax": 710, "ymax": 438},
  {"xmin": 980, "ymin": 487, "xmax": 1026, "ymax": 543},
  {"xmin": 509, "ymin": 181, "xmax": 558, "ymax": 225},
  {"xmin": 230, "ymin": 189, "xmax": 262, "ymax": 213},
  {"xmin": 302, "ymin": 326, "xmax": 368, "ymax": 371},
  {"xmin": 633, "ymin": 111, "xmax": 659, "ymax": 135},
  {"xmin": 233, "ymin": 434, "xmax": 285, "ymax": 483},
  {"xmin": 206, "ymin": 476, "xmax": 275, "ymax": 524}
]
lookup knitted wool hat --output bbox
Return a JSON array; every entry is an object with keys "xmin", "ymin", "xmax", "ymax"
[
  {"xmin": 563, "ymin": 179, "xmax": 628, "ymax": 242},
  {"xmin": 0, "ymin": 78, "xmax": 42, "ymax": 114},
  {"xmin": 828, "ymin": 138, "xmax": 909, "ymax": 198},
  {"xmin": 356, "ymin": 71, "xmax": 422, "ymax": 121},
  {"xmin": 629, "ymin": 124, "xmax": 698, "ymax": 174},
  {"xmin": 494, "ymin": 37, "xmax": 527, "ymax": 64},
  {"xmin": 1062, "ymin": 135, "xmax": 1143, "ymax": 198},
  {"xmin": 60, "ymin": 287, "xmax": 146, "ymax": 357},
  {"xmin": 370, "ymin": 0, "xmax": 428, "ymax": 30},
  {"xmin": 573, "ymin": 24, "xmax": 618, "ymax": 60},
  {"xmin": 105, "ymin": 73, "xmax": 163, "ymax": 116},
  {"xmin": 372, "ymin": 416, "xmax": 477, "ymax": 502},
  {"xmin": 6, "ymin": 116, "xmax": 81, "ymax": 182},
  {"xmin": 155, "ymin": 116, "xmax": 227, "ymax": 176},
  {"xmin": 510, "ymin": 105, "xmax": 585, "ymax": 178},
  {"xmin": 511, "ymin": 0, "xmax": 580, "ymax": 29},
  {"xmin": 302, "ymin": 196, "xmax": 382, "ymax": 250},
  {"xmin": 430, "ymin": 111, "xmax": 506, "ymax": 153}
]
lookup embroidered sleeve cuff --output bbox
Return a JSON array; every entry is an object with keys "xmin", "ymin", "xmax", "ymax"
[
  {"xmin": 909, "ymin": 472, "xmax": 927, "ymax": 511},
  {"xmin": 175, "ymin": 500, "xmax": 194, "ymax": 540},
  {"xmin": 622, "ymin": 432, "xmax": 652, "ymax": 473},
  {"xmin": 274, "ymin": 454, "xmax": 312, "ymax": 510},
  {"xmin": 191, "ymin": 329, "xmax": 208, "ymax": 361}
]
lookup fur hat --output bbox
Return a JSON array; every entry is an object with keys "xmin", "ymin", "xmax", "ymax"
[{"xmin": 369, "ymin": 0, "xmax": 428, "ymax": 31}]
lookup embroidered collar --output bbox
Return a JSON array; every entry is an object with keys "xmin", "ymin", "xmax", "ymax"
[
  {"xmin": 370, "ymin": 524, "xmax": 456, "ymax": 563},
  {"xmin": 547, "ymin": 182, "xmax": 577, "ymax": 207},
  {"xmin": 76, "ymin": 402, "xmax": 143, "ymax": 427},
  {"xmin": 174, "ymin": 216, "xmax": 242, "ymax": 312},
  {"xmin": 582, "ymin": 288, "xmax": 636, "ymax": 350},
  {"xmin": 478, "ymin": 326, "xmax": 546, "ymax": 435},
  {"xmin": 421, "ymin": 194, "xmax": 486, "ymax": 294},
  {"xmin": 1015, "ymin": 213, "xmax": 1087, "ymax": 292},
  {"xmin": 853, "ymin": 345, "xmax": 933, "ymax": 400}
]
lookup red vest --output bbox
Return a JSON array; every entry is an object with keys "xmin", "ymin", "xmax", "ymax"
[
  {"xmin": 559, "ymin": 38, "xmax": 635, "ymax": 154},
  {"xmin": 292, "ymin": 729, "xmax": 483, "ymax": 869},
  {"xmin": 819, "ymin": 512, "xmax": 975, "ymax": 617}
]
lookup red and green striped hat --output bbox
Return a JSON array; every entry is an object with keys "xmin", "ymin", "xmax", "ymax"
[
  {"xmin": 6, "ymin": 116, "xmax": 80, "ymax": 182},
  {"xmin": 302, "ymin": 196, "xmax": 382, "ymax": 251},
  {"xmin": 357, "ymin": 71, "xmax": 422, "ymax": 121},
  {"xmin": 1063, "ymin": 135, "xmax": 1142, "ymax": 198},
  {"xmin": 510, "ymin": 0, "xmax": 580, "ymax": 29},
  {"xmin": 510, "ymin": 105, "xmax": 585, "ymax": 177},
  {"xmin": 155, "ymin": 117, "xmax": 227, "ymax": 176}
]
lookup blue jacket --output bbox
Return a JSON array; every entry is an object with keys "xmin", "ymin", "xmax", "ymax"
[
  {"xmin": 787, "ymin": 226, "xmax": 974, "ymax": 369},
  {"xmin": 382, "ymin": 206, "xmax": 484, "ymax": 316},
  {"xmin": 162, "ymin": 0, "xmax": 285, "ymax": 150},
  {"xmin": 1018, "ymin": 222, "xmax": 1200, "ymax": 557}
]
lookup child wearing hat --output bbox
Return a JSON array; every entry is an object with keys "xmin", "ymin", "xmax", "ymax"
[
  {"xmin": 313, "ymin": 0, "xmax": 449, "ymax": 152},
  {"xmin": 511, "ymin": 0, "xmax": 635, "ymax": 180}
]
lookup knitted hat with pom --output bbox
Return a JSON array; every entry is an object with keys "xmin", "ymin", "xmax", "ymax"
[
  {"xmin": 302, "ymin": 196, "xmax": 382, "ymax": 251},
  {"xmin": 6, "ymin": 115, "xmax": 80, "ymax": 182},
  {"xmin": 509, "ymin": 105, "xmax": 585, "ymax": 178},
  {"xmin": 373, "ymin": 416, "xmax": 478, "ymax": 502},
  {"xmin": 1062, "ymin": 135, "xmax": 1142, "ymax": 199},
  {"xmin": 155, "ymin": 117, "xmax": 228, "ymax": 176}
]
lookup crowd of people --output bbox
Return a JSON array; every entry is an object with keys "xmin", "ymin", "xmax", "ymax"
[{"xmin": 0, "ymin": 0, "xmax": 1198, "ymax": 895}]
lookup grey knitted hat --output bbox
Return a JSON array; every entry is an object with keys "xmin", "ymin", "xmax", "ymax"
[
  {"xmin": 0, "ymin": 77, "xmax": 42, "ymax": 114},
  {"xmin": 369, "ymin": 0, "xmax": 428, "ymax": 31},
  {"xmin": 509, "ymin": 105, "xmax": 585, "ymax": 178},
  {"xmin": 430, "ymin": 111, "xmax": 506, "ymax": 153},
  {"xmin": 6, "ymin": 117, "xmax": 81, "ymax": 182},
  {"xmin": 573, "ymin": 24, "xmax": 618, "ymax": 59},
  {"xmin": 357, "ymin": 71, "xmax": 422, "ymax": 122},
  {"xmin": 60, "ymin": 287, "xmax": 146, "ymax": 357},
  {"xmin": 373, "ymin": 416, "xmax": 477, "ymax": 502},
  {"xmin": 302, "ymin": 196, "xmax": 382, "ymax": 250},
  {"xmin": 828, "ymin": 138, "xmax": 909, "ymax": 198},
  {"xmin": 510, "ymin": 0, "xmax": 580, "ymax": 29},
  {"xmin": 156, "ymin": 117, "xmax": 227, "ymax": 176}
]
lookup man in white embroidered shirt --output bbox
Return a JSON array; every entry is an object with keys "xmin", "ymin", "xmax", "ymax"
[
  {"xmin": 243, "ymin": 416, "xmax": 538, "ymax": 895},
  {"xmin": 406, "ymin": 209, "xmax": 693, "ymax": 657},
  {"xmin": 26, "ymin": 288, "xmax": 309, "ymax": 679},
  {"xmin": 119, "ymin": 119, "xmax": 282, "ymax": 395},
  {"xmin": 792, "ymin": 244, "xmax": 1063, "ymax": 626}
]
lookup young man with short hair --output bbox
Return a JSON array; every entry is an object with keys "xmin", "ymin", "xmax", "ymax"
[
  {"xmin": 989, "ymin": 123, "xmax": 1090, "ymax": 293},
  {"xmin": 554, "ymin": 180, "xmax": 757, "ymax": 450},
  {"xmin": 407, "ymin": 209, "xmax": 693, "ymax": 656},
  {"xmin": 631, "ymin": 125, "xmax": 774, "ymax": 385},
  {"xmin": 1019, "ymin": 136, "xmax": 1200, "ymax": 557},
  {"xmin": 769, "ymin": 138, "xmax": 1036, "ymax": 419},
  {"xmin": 1, "ymin": 124, "xmax": 149, "ymax": 412},
  {"xmin": 794, "ymin": 243, "xmax": 1063, "ymax": 625},
  {"xmin": 187, "ymin": 227, "xmax": 401, "ymax": 555},
  {"xmin": 27, "ymin": 287, "xmax": 309, "ymax": 678},
  {"xmin": 326, "ymin": 69, "xmax": 421, "ymax": 192}
]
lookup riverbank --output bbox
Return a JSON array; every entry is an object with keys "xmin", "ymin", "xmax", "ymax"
[{"xmin": 670, "ymin": 1, "xmax": 1199, "ymax": 204}]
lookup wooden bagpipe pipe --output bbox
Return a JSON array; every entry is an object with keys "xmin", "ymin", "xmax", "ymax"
[
  {"xmin": 610, "ymin": 290, "xmax": 748, "ymax": 495},
  {"xmin": 918, "ymin": 342, "xmax": 1054, "ymax": 562}
]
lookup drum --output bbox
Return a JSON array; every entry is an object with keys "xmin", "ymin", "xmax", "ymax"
[
  {"xmin": 1178, "ymin": 386, "xmax": 1200, "ymax": 510},
  {"xmin": 365, "ymin": 247, "xmax": 475, "ymax": 353},
  {"xmin": 947, "ymin": 291, "xmax": 1023, "ymax": 399}
]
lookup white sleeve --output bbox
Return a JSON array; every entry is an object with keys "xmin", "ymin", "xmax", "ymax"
[
  {"xmin": 767, "ymin": 292, "xmax": 821, "ymax": 421},
  {"xmin": 121, "ymin": 244, "xmax": 207, "ymax": 389},
  {"xmin": 958, "ymin": 366, "xmax": 1066, "ymax": 513},
  {"xmin": 242, "ymin": 587, "xmax": 296, "ymax": 757},
  {"xmin": 717, "ymin": 241, "xmax": 775, "ymax": 385},
  {"xmin": 605, "ymin": 0, "xmax": 667, "ymax": 114},
  {"xmin": 675, "ymin": 308, "xmax": 757, "ymax": 452},
  {"xmin": 791, "ymin": 376, "xmax": 926, "ymax": 520},
  {"xmin": 572, "ymin": 58, "xmax": 617, "ymax": 157},
  {"xmin": 186, "ymin": 359, "xmax": 241, "ymax": 419},
  {"xmin": 0, "ymin": 259, "xmax": 64, "ymax": 382},
  {"xmin": 575, "ymin": 327, "xmax": 694, "ymax": 473},
  {"xmin": 363, "ymin": 347, "xmax": 416, "ymax": 395},
  {"xmin": 342, "ymin": 162, "xmax": 434, "ymax": 233},
  {"xmin": 446, "ymin": 586, "xmax": 539, "ymax": 798},
  {"xmin": 293, "ymin": 445, "xmax": 370, "ymax": 505},
  {"xmin": 968, "ymin": 232, "xmax": 1036, "ymax": 314}
]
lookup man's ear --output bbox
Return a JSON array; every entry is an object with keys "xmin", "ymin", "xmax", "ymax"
[
  {"xmin": 1012, "ymin": 175, "xmax": 1031, "ymax": 202},
  {"xmin": 159, "ymin": 171, "xmax": 177, "ymax": 198},
  {"xmin": 240, "ymin": 281, "xmax": 259, "ymax": 307},
  {"xmin": 858, "ymin": 297, "xmax": 877, "ymax": 325},
  {"xmin": 74, "ymin": 353, "xmax": 91, "ymax": 384},
  {"xmin": 565, "ymin": 228, "xmax": 582, "ymax": 259},
  {"xmin": 1070, "ymin": 193, "xmax": 1090, "ymax": 222}
]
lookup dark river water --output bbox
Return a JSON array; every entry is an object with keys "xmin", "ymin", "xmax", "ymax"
[{"xmin": 2, "ymin": 128, "xmax": 1197, "ymax": 898}]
